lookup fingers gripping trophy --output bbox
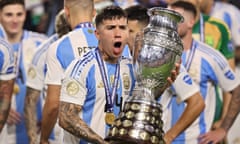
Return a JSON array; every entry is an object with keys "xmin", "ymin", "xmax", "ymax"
[{"xmin": 106, "ymin": 7, "xmax": 184, "ymax": 144}]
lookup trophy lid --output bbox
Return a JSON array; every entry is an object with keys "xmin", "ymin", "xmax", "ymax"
[{"xmin": 147, "ymin": 7, "xmax": 184, "ymax": 24}]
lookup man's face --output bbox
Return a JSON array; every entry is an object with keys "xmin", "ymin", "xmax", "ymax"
[
  {"xmin": 0, "ymin": 4, "xmax": 26, "ymax": 36},
  {"xmin": 127, "ymin": 20, "xmax": 144, "ymax": 53},
  {"xmin": 169, "ymin": 6, "xmax": 192, "ymax": 38},
  {"xmin": 95, "ymin": 17, "xmax": 129, "ymax": 61}
]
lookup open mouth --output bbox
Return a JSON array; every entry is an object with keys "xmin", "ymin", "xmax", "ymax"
[{"xmin": 114, "ymin": 42, "xmax": 122, "ymax": 48}]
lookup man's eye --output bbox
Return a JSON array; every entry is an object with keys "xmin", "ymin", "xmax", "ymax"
[
  {"xmin": 107, "ymin": 26, "xmax": 115, "ymax": 30},
  {"xmin": 120, "ymin": 26, "xmax": 127, "ymax": 30},
  {"xmin": 17, "ymin": 13, "xmax": 23, "ymax": 17},
  {"xmin": 5, "ymin": 13, "xmax": 12, "ymax": 17}
]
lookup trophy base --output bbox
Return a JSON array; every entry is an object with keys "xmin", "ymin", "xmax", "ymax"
[
  {"xmin": 106, "ymin": 98, "xmax": 165, "ymax": 144},
  {"xmin": 106, "ymin": 135, "xmax": 165, "ymax": 144}
]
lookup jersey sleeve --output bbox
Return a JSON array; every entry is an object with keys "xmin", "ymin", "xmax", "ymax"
[
  {"xmin": 206, "ymin": 46, "xmax": 240, "ymax": 92},
  {"xmin": 26, "ymin": 63, "xmax": 45, "ymax": 91},
  {"xmin": 60, "ymin": 59, "xmax": 88, "ymax": 106},
  {"xmin": 0, "ymin": 39, "xmax": 15, "ymax": 80},
  {"xmin": 45, "ymin": 41, "xmax": 65, "ymax": 85},
  {"xmin": 27, "ymin": 34, "xmax": 58, "ymax": 90},
  {"xmin": 172, "ymin": 65, "xmax": 200, "ymax": 103}
]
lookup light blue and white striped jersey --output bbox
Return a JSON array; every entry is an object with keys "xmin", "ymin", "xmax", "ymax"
[
  {"xmin": 0, "ymin": 24, "xmax": 7, "ymax": 40},
  {"xmin": 27, "ymin": 34, "xmax": 58, "ymax": 91},
  {"xmin": 164, "ymin": 39, "xmax": 240, "ymax": 144},
  {"xmin": 45, "ymin": 22, "xmax": 98, "ymax": 85},
  {"xmin": 122, "ymin": 45, "xmax": 132, "ymax": 59},
  {"xmin": 26, "ymin": 33, "xmax": 64, "ymax": 143},
  {"xmin": 60, "ymin": 48, "xmax": 135, "ymax": 144},
  {"xmin": 159, "ymin": 64, "xmax": 200, "ymax": 134},
  {"xmin": 0, "ymin": 30, "xmax": 48, "ymax": 144},
  {"xmin": 211, "ymin": 2, "xmax": 240, "ymax": 47},
  {"xmin": 0, "ymin": 38, "xmax": 15, "ymax": 80}
]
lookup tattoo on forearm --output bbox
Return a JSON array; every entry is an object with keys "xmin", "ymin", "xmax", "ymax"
[
  {"xmin": 0, "ymin": 80, "xmax": 14, "ymax": 131},
  {"xmin": 24, "ymin": 87, "xmax": 41, "ymax": 143},
  {"xmin": 222, "ymin": 87, "xmax": 240, "ymax": 131},
  {"xmin": 59, "ymin": 102, "xmax": 104, "ymax": 143}
]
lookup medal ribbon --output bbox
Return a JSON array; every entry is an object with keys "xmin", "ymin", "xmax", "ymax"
[
  {"xmin": 199, "ymin": 14, "xmax": 205, "ymax": 43},
  {"xmin": 184, "ymin": 40, "xmax": 197, "ymax": 72},
  {"xmin": 95, "ymin": 48, "xmax": 120, "ymax": 112},
  {"xmin": 14, "ymin": 33, "xmax": 25, "ymax": 83}
]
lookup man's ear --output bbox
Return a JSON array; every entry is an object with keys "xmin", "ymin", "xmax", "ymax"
[
  {"xmin": 94, "ymin": 29, "xmax": 100, "ymax": 40},
  {"xmin": 188, "ymin": 17, "xmax": 195, "ymax": 29},
  {"xmin": 64, "ymin": 6, "xmax": 70, "ymax": 19}
]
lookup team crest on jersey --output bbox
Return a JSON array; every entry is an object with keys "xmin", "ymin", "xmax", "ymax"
[
  {"xmin": 97, "ymin": 81, "xmax": 104, "ymax": 88},
  {"xmin": 224, "ymin": 70, "xmax": 235, "ymax": 80},
  {"xmin": 188, "ymin": 68, "xmax": 198, "ymax": 78},
  {"xmin": 88, "ymin": 29, "xmax": 93, "ymax": 34},
  {"xmin": 28, "ymin": 67, "xmax": 36, "ymax": 79},
  {"xmin": 123, "ymin": 73, "xmax": 130, "ymax": 89},
  {"xmin": 66, "ymin": 81, "xmax": 80, "ymax": 96},
  {"xmin": 183, "ymin": 75, "xmax": 193, "ymax": 85},
  {"xmin": 110, "ymin": 75, "xmax": 121, "ymax": 88},
  {"xmin": 110, "ymin": 75, "xmax": 114, "ymax": 84}
]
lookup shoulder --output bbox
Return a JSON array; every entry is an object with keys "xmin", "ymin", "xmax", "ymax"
[
  {"xmin": 38, "ymin": 34, "xmax": 58, "ymax": 52},
  {"xmin": 195, "ymin": 39, "xmax": 220, "ymax": 54},
  {"xmin": 25, "ymin": 30, "xmax": 48, "ymax": 40},
  {"xmin": 0, "ymin": 38, "xmax": 14, "ymax": 57},
  {"xmin": 32, "ymin": 35, "xmax": 58, "ymax": 65},
  {"xmin": 67, "ymin": 50, "xmax": 96, "ymax": 78},
  {"xmin": 194, "ymin": 40, "xmax": 228, "ymax": 64}
]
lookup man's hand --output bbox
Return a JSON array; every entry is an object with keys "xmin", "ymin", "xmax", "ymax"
[
  {"xmin": 163, "ymin": 132, "xmax": 174, "ymax": 144},
  {"xmin": 7, "ymin": 109, "xmax": 21, "ymax": 125},
  {"xmin": 40, "ymin": 140, "xmax": 49, "ymax": 144},
  {"xmin": 198, "ymin": 128, "xmax": 226, "ymax": 144},
  {"xmin": 167, "ymin": 61, "xmax": 181, "ymax": 84},
  {"xmin": 155, "ymin": 61, "xmax": 181, "ymax": 97},
  {"xmin": 212, "ymin": 119, "xmax": 223, "ymax": 130}
]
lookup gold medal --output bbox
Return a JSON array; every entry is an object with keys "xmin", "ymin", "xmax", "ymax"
[
  {"xmin": 13, "ymin": 83, "xmax": 19, "ymax": 94},
  {"xmin": 105, "ymin": 112, "xmax": 115, "ymax": 125}
]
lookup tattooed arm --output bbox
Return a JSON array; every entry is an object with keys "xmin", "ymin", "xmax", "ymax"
[
  {"xmin": 0, "ymin": 79, "xmax": 14, "ymax": 132},
  {"xmin": 59, "ymin": 101, "xmax": 108, "ymax": 144},
  {"xmin": 199, "ymin": 85, "xmax": 240, "ymax": 144},
  {"xmin": 220, "ymin": 86, "xmax": 240, "ymax": 131},
  {"xmin": 24, "ymin": 87, "xmax": 41, "ymax": 144}
]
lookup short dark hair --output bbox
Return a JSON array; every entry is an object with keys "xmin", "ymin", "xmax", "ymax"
[
  {"xmin": 125, "ymin": 5, "xmax": 149, "ymax": 26},
  {"xmin": 171, "ymin": 1, "xmax": 197, "ymax": 18},
  {"xmin": 95, "ymin": 5, "xmax": 127, "ymax": 28},
  {"xmin": 0, "ymin": 0, "xmax": 25, "ymax": 9}
]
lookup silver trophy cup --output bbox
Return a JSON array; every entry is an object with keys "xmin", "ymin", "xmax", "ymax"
[{"xmin": 106, "ymin": 7, "xmax": 184, "ymax": 144}]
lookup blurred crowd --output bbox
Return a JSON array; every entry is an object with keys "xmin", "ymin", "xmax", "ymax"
[{"xmin": 26, "ymin": 0, "xmax": 240, "ymax": 35}]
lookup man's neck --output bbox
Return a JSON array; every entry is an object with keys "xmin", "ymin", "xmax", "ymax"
[
  {"xmin": 7, "ymin": 30, "xmax": 23, "ymax": 44},
  {"xmin": 71, "ymin": 15, "xmax": 93, "ymax": 29},
  {"xmin": 99, "ymin": 47, "xmax": 119, "ymax": 64},
  {"xmin": 182, "ymin": 33, "xmax": 193, "ymax": 51}
]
